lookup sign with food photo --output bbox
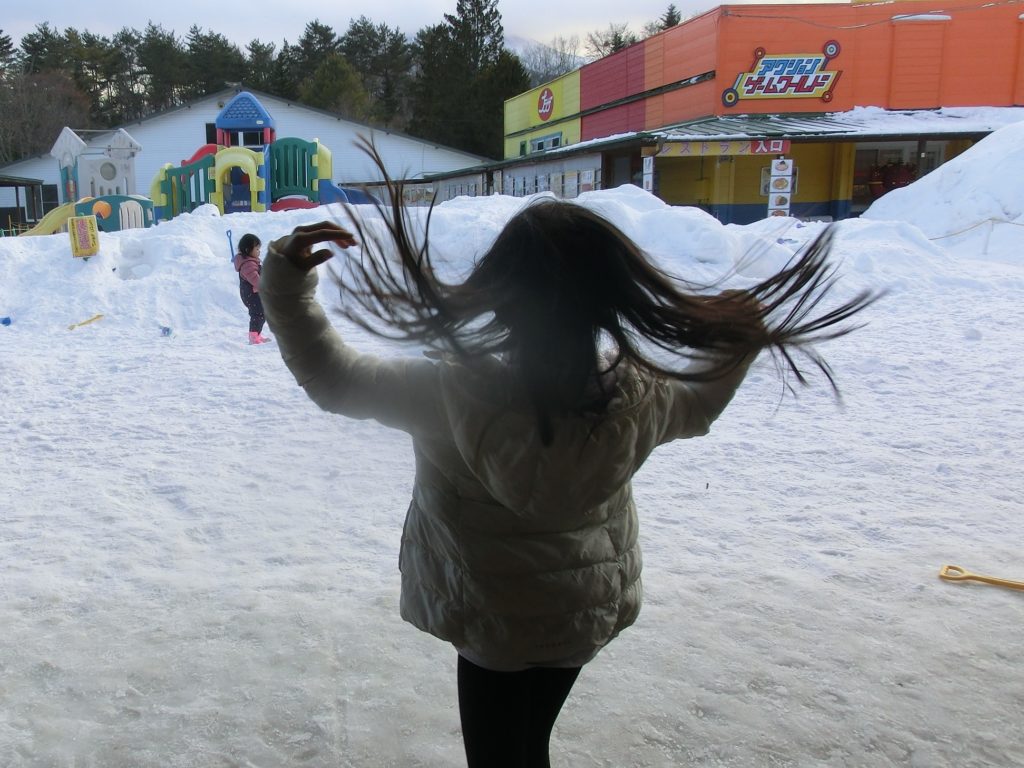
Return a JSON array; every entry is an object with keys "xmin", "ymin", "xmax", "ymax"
[
  {"xmin": 760, "ymin": 163, "xmax": 797, "ymax": 197},
  {"xmin": 764, "ymin": 156, "xmax": 794, "ymax": 216}
]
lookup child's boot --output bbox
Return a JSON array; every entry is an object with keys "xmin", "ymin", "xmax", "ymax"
[{"xmin": 248, "ymin": 331, "xmax": 269, "ymax": 345}]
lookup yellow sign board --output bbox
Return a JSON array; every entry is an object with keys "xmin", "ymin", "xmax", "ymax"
[
  {"xmin": 657, "ymin": 139, "xmax": 791, "ymax": 157},
  {"xmin": 69, "ymin": 215, "xmax": 100, "ymax": 258}
]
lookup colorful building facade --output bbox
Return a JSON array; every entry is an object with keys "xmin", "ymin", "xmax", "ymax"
[{"xmin": 487, "ymin": 0, "xmax": 1024, "ymax": 223}]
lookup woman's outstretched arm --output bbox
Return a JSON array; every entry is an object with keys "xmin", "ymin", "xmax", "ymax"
[{"xmin": 261, "ymin": 222, "xmax": 443, "ymax": 434}]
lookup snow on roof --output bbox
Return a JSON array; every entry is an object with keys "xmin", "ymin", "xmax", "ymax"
[
  {"xmin": 527, "ymin": 106, "xmax": 1024, "ymax": 161},
  {"xmin": 651, "ymin": 106, "xmax": 1024, "ymax": 141}
]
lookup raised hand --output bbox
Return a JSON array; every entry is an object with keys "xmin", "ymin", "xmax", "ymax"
[{"xmin": 276, "ymin": 221, "xmax": 359, "ymax": 271}]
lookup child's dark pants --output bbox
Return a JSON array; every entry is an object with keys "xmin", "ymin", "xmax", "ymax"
[{"xmin": 239, "ymin": 281, "xmax": 265, "ymax": 334}]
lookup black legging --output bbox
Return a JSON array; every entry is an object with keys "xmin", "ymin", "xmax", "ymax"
[
  {"xmin": 239, "ymin": 280, "xmax": 265, "ymax": 334},
  {"xmin": 457, "ymin": 655, "xmax": 582, "ymax": 768}
]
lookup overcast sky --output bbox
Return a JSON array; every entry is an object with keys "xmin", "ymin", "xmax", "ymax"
[{"xmin": 2, "ymin": 0, "xmax": 838, "ymax": 51}]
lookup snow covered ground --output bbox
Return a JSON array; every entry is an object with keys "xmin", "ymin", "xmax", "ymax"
[{"xmin": 2, "ymin": 123, "xmax": 1023, "ymax": 767}]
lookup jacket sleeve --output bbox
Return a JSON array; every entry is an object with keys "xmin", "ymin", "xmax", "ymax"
[
  {"xmin": 260, "ymin": 241, "xmax": 442, "ymax": 434},
  {"xmin": 655, "ymin": 353, "xmax": 757, "ymax": 444}
]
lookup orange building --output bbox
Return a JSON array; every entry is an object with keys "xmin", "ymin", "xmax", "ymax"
[{"xmin": 484, "ymin": 0, "xmax": 1024, "ymax": 223}]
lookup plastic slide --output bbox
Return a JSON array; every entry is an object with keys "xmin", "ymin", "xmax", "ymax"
[
  {"xmin": 318, "ymin": 179, "xmax": 380, "ymax": 205},
  {"xmin": 182, "ymin": 143, "xmax": 220, "ymax": 165},
  {"xmin": 19, "ymin": 203, "xmax": 76, "ymax": 236}
]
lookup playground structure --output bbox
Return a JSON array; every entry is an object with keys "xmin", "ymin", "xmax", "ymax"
[
  {"xmin": 20, "ymin": 194, "xmax": 157, "ymax": 236},
  {"xmin": 21, "ymin": 91, "xmax": 370, "ymax": 237},
  {"xmin": 149, "ymin": 91, "xmax": 367, "ymax": 222},
  {"xmin": 21, "ymin": 127, "xmax": 157, "ymax": 236}
]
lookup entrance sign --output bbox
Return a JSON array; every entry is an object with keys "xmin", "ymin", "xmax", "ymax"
[{"xmin": 657, "ymin": 139, "xmax": 791, "ymax": 157}]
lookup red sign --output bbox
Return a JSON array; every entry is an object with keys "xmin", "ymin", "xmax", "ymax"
[
  {"xmin": 537, "ymin": 87, "xmax": 554, "ymax": 121},
  {"xmin": 753, "ymin": 139, "xmax": 790, "ymax": 154}
]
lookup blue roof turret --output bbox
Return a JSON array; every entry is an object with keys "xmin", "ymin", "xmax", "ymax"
[{"xmin": 216, "ymin": 92, "xmax": 275, "ymax": 131}]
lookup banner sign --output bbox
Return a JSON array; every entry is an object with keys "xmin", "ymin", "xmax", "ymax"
[
  {"xmin": 69, "ymin": 215, "xmax": 100, "ymax": 258},
  {"xmin": 723, "ymin": 41, "xmax": 842, "ymax": 107},
  {"xmin": 657, "ymin": 139, "xmax": 791, "ymax": 157}
]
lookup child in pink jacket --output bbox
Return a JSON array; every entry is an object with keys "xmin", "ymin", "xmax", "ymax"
[{"xmin": 232, "ymin": 233, "xmax": 269, "ymax": 344}]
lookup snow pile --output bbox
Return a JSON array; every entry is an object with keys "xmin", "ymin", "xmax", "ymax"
[{"xmin": 863, "ymin": 120, "xmax": 1024, "ymax": 262}]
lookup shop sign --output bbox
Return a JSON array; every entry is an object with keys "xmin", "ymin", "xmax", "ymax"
[
  {"xmin": 537, "ymin": 87, "xmax": 554, "ymax": 121},
  {"xmin": 722, "ymin": 41, "xmax": 841, "ymax": 108},
  {"xmin": 766, "ymin": 158, "xmax": 794, "ymax": 217},
  {"xmin": 69, "ymin": 215, "xmax": 100, "ymax": 258},
  {"xmin": 657, "ymin": 139, "xmax": 790, "ymax": 157}
]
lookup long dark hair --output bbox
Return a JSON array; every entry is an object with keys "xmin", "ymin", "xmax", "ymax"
[{"xmin": 333, "ymin": 140, "xmax": 879, "ymax": 441}]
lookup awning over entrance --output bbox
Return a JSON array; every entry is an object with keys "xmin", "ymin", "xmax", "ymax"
[
  {"xmin": 650, "ymin": 106, "xmax": 1024, "ymax": 147},
  {"xmin": 0, "ymin": 173, "xmax": 44, "ymax": 188},
  {"xmin": 503, "ymin": 106, "xmax": 1024, "ymax": 165},
  {"xmin": 0, "ymin": 173, "xmax": 45, "ymax": 233}
]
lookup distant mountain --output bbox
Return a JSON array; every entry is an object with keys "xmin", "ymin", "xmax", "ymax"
[{"xmin": 505, "ymin": 34, "xmax": 540, "ymax": 56}]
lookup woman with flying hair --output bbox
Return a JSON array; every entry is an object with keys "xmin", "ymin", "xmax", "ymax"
[{"xmin": 260, "ymin": 146, "xmax": 876, "ymax": 768}]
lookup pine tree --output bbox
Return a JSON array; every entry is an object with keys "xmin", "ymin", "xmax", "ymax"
[
  {"xmin": 106, "ymin": 28, "xmax": 148, "ymax": 124},
  {"xmin": 444, "ymin": 0, "xmax": 504, "ymax": 74},
  {"xmin": 244, "ymin": 39, "xmax": 278, "ymax": 94},
  {"xmin": 299, "ymin": 53, "xmax": 371, "ymax": 121},
  {"xmin": 184, "ymin": 26, "xmax": 247, "ymax": 99},
  {"xmin": 0, "ymin": 29, "xmax": 15, "ymax": 76},
  {"xmin": 661, "ymin": 5, "xmax": 682, "ymax": 29},
  {"xmin": 340, "ymin": 17, "xmax": 413, "ymax": 128},
  {"xmin": 19, "ymin": 23, "xmax": 69, "ymax": 74},
  {"xmin": 408, "ymin": 0, "xmax": 524, "ymax": 157},
  {"xmin": 408, "ymin": 24, "xmax": 454, "ymax": 145},
  {"xmin": 294, "ymin": 21, "xmax": 341, "ymax": 76},
  {"xmin": 138, "ymin": 23, "xmax": 188, "ymax": 112}
]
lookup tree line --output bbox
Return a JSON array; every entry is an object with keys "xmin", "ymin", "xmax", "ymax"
[{"xmin": 0, "ymin": 2, "xmax": 684, "ymax": 164}]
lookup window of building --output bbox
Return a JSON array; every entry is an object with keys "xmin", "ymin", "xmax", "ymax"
[
  {"xmin": 851, "ymin": 141, "xmax": 945, "ymax": 214},
  {"xmin": 205, "ymin": 123, "xmax": 217, "ymax": 145},
  {"xmin": 42, "ymin": 184, "xmax": 59, "ymax": 214},
  {"xmin": 529, "ymin": 133, "xmax": 563, "ymax": 153}
]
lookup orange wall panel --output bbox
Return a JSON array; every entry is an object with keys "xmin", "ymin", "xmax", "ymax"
[
  {"xmin": 659, "ymin": 81, "xmax": 722, "ymax": 125},
  {"xmin": 939, "ymin": 12, "xmax": 1021, "ymax": 104},
  {"xmin": 712, "ymin": 1, "xmax": 1024, "ymax": 114},
  {"xmin": 645, "ymin": 35, "xmax": 665, "ymax": 129},
  {"xmin": 888, "ymin": 24, "xmax": 945, "ymax": 109},
  {"xmin": 662, "ymin": 12, "xmax": 720, "ymax": 80},
  {"xmin": 1017, "ymin": 27, "xmax": 1024, "ymax": 105}
]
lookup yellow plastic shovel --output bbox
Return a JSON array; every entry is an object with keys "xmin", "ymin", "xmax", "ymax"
[
  {"xmin": 939, "ymin": 565, "xmax": 1024, "ymax": 592},
  {"xmin": 68, "ymin": 313, "xmax": 104, "ymax": 330}
]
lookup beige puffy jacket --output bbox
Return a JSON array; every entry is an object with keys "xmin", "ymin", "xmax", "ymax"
[{"xmin": 262, "ymin": 243, "xmax": 754, "ymax": 670}]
